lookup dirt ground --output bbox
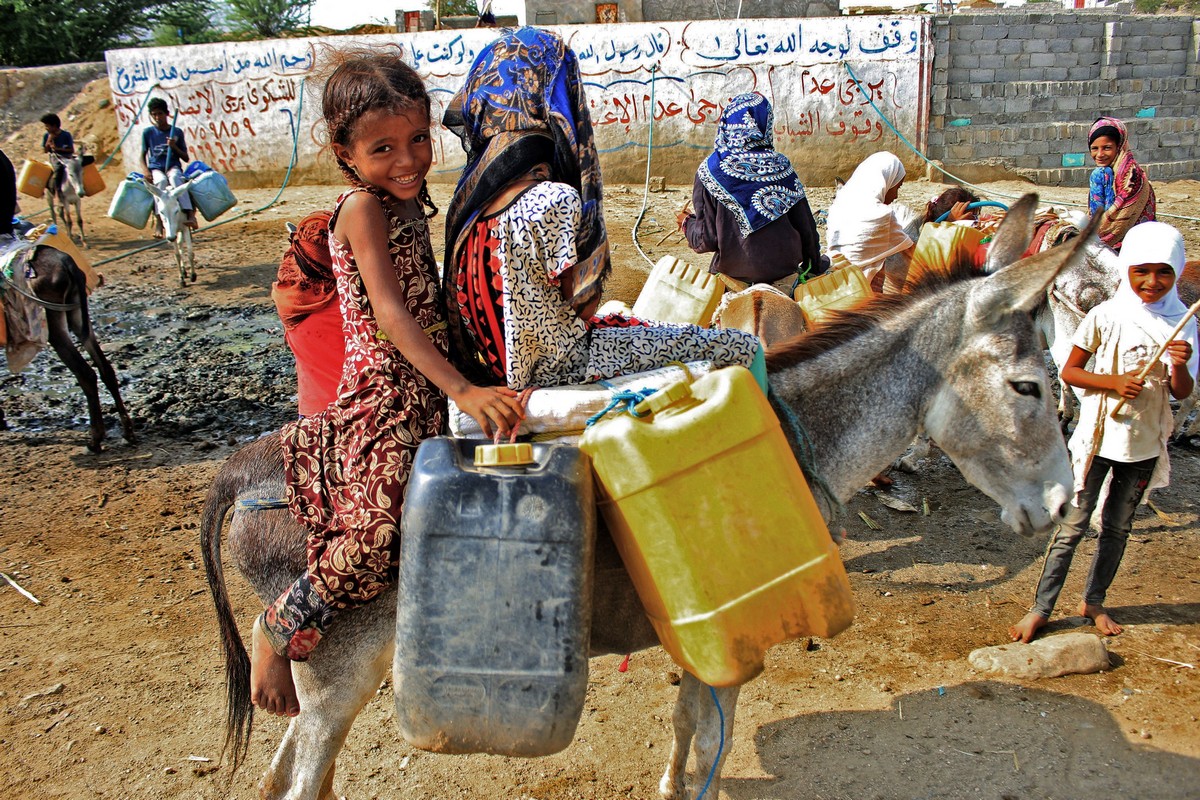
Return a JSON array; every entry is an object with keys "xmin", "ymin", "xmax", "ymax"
[{"xmin": 1, "ymin": 80, "xmax": 1199, "ymax": 800}]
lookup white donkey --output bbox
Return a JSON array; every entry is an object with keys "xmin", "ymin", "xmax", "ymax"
[
  {"xmin": 200, "ymin": 194, "xmax": 1091, "ymax": 800},
  {"xmin": 143, "ymin": 179, "xmax": 197, "ymax": 287},
  {"xmin": 46, "ymin": 149, "xmax": 87, "ymax": 247}
]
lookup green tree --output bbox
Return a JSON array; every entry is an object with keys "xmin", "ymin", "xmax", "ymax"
[
  {"xmin": 432, "ymin": 0, "xmax": 480, "ymax": 16},
  {"xmin": 0, "ymin": 0, "xmax": 163, "ymax": 67},
  {"xmin": 224, "ymin": 0, "xmax": 313, "ymax": 38},
  {"xmin": 150, "ymin": 0, "xmax": 221, "ymax": 45}
]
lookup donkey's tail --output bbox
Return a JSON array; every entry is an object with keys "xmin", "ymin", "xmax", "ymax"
[{"xmin": 199, "ymin": 432, "xmax": 283, "ymax": 772}]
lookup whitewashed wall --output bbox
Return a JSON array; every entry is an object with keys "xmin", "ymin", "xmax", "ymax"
[{"xmin": 106, "ymin": 17, "xmax": 930, "ymax": 187}]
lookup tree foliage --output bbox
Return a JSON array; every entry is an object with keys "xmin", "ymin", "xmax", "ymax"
[
  {"xmin": 224, "ymin": 0, "xmax": 313, "ymax": 38},
  {"xmin": 0, "ymin": 0, "xmax": 163, "ymax": 67},
  {"xmin": 150, "ymin": 0, "xmax": 222, "ymax": 45},
  {"xmin": 431, "ymin": 0, "xmax": 480, "ymax": 16}
]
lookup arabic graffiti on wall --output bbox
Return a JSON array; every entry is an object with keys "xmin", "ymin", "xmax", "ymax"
[{"xmin": 105, "ymin": 16, "xmax": 930, "ymax": 184}]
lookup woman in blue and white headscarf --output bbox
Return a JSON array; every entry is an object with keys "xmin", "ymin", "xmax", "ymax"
[
  {"xmin": 443, "ymin": 27, "xmax": 761, "ymax": 390},
  {"xmin": 678, "ymin": 92, "xmax": 822, "ymax": 292}
]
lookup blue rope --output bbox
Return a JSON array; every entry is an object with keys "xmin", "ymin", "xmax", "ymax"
[
  {"xmin": 932, "ymin": 200, "xmax": 1008, "ymax": 223},
  {"xmin": 695, "ymin": 685, "xmax": 726, "ymax": 800},
  {"xmin": 98, "ymin": 88, "xmax": 158, "ymax": 171},
  {"xmin": 768, "ymin": 385, "xmax": 843, "ymax": 515},
  {"xmin": 584, "ymin": 388, "xmax": 659, "ymax": 428}
]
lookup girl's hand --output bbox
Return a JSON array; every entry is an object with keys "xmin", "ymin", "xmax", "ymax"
[
  {"xmin": 1111, "ymin": 370, "xmax": 1145, "ymax": 400},
  {"xmin": 1165, "ymin": 339, "xmax": 1193, "ymax": 368},
  {"xmin": 453, "ymin": 385, "xmax": 526, "ymax": 439},
  {"xmin": 676, "ymin": 210, "xmax": 690, "ymax": 231},
  {"xmin": 947, "ymin": 201, "xmax": 973, "ymax": 222}
]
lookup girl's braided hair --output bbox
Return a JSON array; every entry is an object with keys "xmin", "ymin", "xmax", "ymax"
[{"xmin": 314, "ymin": 45, "xmax": 438, "ymax": 218}]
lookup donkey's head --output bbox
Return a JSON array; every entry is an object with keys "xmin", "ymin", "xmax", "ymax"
[
  {"xmin": 143, "ymin": 181, "xmax": 192, "ymax": 241},
  {"xmin": 924, "ymin": 195, "xmax": 1101, "ymax": 536},
  {"xmin": 47, "ymin": 151, "xmax": 84, "ymax": 200}
]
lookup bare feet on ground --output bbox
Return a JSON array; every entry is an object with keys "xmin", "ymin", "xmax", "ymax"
[
  {"xmin": 251, "ymin": 617, "xmax": 300, "ymax": 717},
  {"xmin": 1081, "ymin": 602, "xmax": 1123, "ymax": 636},
  {"xmin": 1009, "ymin": 611, "xmax": 1048, "ymax": 643}
]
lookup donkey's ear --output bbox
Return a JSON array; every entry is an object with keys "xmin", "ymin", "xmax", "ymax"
[
  {"xmin": 981, "ymin": 193, "xmax": 1038, "ymax": 275},
  {"xmin": 967, "ymin": 210, "xmax": 1102, "ymax": 326}
]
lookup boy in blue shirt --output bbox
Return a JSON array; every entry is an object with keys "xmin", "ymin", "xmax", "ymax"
[
  {"xmin": 141, "ymin": 98, "xmax": 197, "ymax": 232},
  {"xmin": 41, "ymin": 113, "xmax": 76, "ymax": 195}
]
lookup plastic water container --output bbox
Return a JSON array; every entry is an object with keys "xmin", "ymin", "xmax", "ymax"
[
  {"xmin": 793, "ymin": 266, "xmax": 871, "ymax": 328},
  {"xmin": 107, "ymin": 176, "xmax": 153, "ymax": 229},
  {"xmin": 17, "ymin": 160, "xmax": 52, "ymax": 197},
  {"xmin": 395, "ymin": 438, "xmax": 596, "ymax": 756},
  {"xmin": 81, "ymin": 162, "xmax": 106, "ymax": 197},
  {"xmin": 631, "ymin": 255, "xmax": 724, "ymax": 326},
  {"xmin": 579, "ymin": 365, "xmax": 855, "ymax": 686},
  {"xmin": 187, "ymin": 170, "xmax": 236, "ymax": 221}
]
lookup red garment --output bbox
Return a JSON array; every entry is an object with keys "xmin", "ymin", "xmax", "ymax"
[
  {"xmin": 284, "ymin": 300, "xmax": 345, "ymax": 417},
  {"xmin": 273, "ymin": 209, "xmax": 346, "ymax": 415}
]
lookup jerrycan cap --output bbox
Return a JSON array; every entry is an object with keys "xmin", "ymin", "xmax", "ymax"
[
  {"xmin": 633, "ymin": 379, "xmax": 692, "ymax": 417},
  {"xmin": 474, "ymin": 442, "xmax": 535, "ymax": 467}
]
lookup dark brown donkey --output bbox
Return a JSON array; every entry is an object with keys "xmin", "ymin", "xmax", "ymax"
[{"xmin": 1, "ymin": 245, "xmax": 134, "ymax": 451}]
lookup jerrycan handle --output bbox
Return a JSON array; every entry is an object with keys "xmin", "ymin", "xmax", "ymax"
[
  {"xmin": 632, "ymin": 378, "xmax": 692, "ymax": 417},
  {"xmin": 474, "ymin": 442, "xmax": 536, "ymax": 467}
]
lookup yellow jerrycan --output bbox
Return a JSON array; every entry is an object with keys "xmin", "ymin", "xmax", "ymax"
[
  {"xmin": 81, "ymin": 161, "xmax": 106, "ymax": 197},
  {"xmin": 579, "ymin": 366, "xmax": 854, "ymax": 686},
  {"xmin": 17, "ymin": 160, "xmax": 53, "ymax": 197},
  {"xmin": 631, "ymin": 255, "xmax": 724, "ymax": 326},
  {"xmin": 792, "ymin": 265, "xmax": 870, "ymax": 328}
]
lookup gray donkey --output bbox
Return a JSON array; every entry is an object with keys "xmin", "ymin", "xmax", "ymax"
[{"xmin": 201, "ymin": 194, "xmax": 1092, "ymax": 800}]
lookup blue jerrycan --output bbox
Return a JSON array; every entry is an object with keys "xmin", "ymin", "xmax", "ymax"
[{"xmin": 394, "ymin": 437, "xmax": 595, "ymax": 756}]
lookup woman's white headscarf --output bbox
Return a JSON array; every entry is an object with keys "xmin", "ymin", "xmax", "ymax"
[
  {"xmin": 825, "ymin": 152, "xmax": 913, "ymax": 272},
  {"xmin": 1114, "ymin": 221, "xmax": 1198, "ymax": 379}
]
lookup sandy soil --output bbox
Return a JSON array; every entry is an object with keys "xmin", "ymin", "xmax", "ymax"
[{"xmin": 1, "ymin": 80, "xmax": 1198, "ymax": 800}]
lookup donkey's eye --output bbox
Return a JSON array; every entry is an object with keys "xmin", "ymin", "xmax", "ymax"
[{"xmin": 1010, "ymin": 381, "xmax": 1041, "ymax": 398}]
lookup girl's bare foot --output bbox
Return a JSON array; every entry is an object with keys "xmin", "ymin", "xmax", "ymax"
[
  {"xmin": 251, "ymin": 617, "xmax": 300, "ymax": 717},
  {"xmin": 1008, "ymin": 611, "xmax": 1048, "ymax": 643},
  {"xmin": 1081, "ymin": 602, "xmax": 1123, "ymax": 636}
]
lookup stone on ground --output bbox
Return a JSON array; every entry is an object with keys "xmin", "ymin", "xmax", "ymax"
[{"xmin": 968, "ymin": 632, "xmax": 1110, "ymax": 679}]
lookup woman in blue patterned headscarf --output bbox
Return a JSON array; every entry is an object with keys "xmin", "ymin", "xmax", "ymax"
[
  {"xmin": 442, "ymin": 27, "xmax": 761, "ymax": 391},
  {"xmin": 678, "ymin": 92, "xmax": 822, "ymax": 292}
]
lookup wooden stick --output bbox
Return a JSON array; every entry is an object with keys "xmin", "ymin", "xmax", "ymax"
[
  {"xmin": 0, "ymin": 572, "xmax": 41, "ymax": 605},
  {"xmin": 1110, "ymin": 297, "xmax": 1200, "ymax": 418}
]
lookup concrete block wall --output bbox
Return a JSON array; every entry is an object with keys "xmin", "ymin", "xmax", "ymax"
[
  {"xmin": 927, "ymin": 10, "xmax": 1200, "ymax": 187},
  {"xmin": 641, "ymin": 0, "xmax": 839, "ymax": 19}
]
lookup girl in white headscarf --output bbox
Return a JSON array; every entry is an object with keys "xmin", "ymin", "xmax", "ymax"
[
  {"xmin": 1010, "ymin": 221, "xmax": 1196, "ymax": 644},
  {"xmin": 824, "ymin": 151, "xmax": 915, "ymax": 291}
]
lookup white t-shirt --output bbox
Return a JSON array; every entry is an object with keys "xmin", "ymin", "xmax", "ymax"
[{"xmin": 1068, "ymin": 299, "xmax": 1185, "ymax": 491}]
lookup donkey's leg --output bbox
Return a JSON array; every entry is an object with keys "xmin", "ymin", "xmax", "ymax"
[
  {"xmin": 73, "ymin": 200, "xmax": 87, "ymax": 248},
  {"xmin": 44, "ymin": 309, "xmax": 106, "ymax": 451},
  {"xmin": 259, "ymin": 599, "xmax": 395, "ymax": 800},
  {"xmin": 660, "ymin": 673, "xmax": 702, "ymax": 800},
  {"xmin": 183, "ymin": 226, "xmax": 196, "ymax": 283},
  {"xmin": 660, "ymin": 674, "xmax": 740, "ymax": 800},
  {"xmin": 688, "ymin": 683, "xmax": 740, "ymax": 800},
  {"xmin": 78, "ymin": 324, "xmax": 135, "ymax": 444}
]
